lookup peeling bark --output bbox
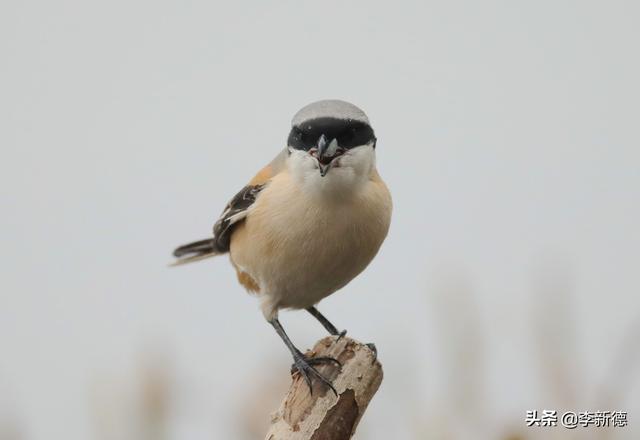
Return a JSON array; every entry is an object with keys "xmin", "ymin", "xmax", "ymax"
[{"xmin": 265, "ymin": 337, "xmax": 383, "ymax": 440}]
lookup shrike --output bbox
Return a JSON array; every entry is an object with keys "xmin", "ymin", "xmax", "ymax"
[{"xmin": 173, "ymin": 100, "xmax": 392, "ymax": 393}]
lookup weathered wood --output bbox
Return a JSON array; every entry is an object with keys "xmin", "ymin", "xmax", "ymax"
[{"xmin": 265, "ymin": 336, "xmax": 383, "ymax": 440}]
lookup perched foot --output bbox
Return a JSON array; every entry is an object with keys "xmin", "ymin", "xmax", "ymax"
[
  {"xmin": 365, "ymin": 343, "xmax": 378, "ymax": 363},
  {"xmin": 291, "ymin": 354, "xmax": 342, "ymax": 372},
  {"xmin": 290, "ymin": 350, "xmax": 340, "ymax": 396},
  {"xmin": 269, "ymin": 317, "xmax": 341, "ymax": 396}
]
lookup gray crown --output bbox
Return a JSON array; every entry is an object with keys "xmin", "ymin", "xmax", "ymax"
[{"xmin": 292, "ymin": 99, "xmax": 370, "ymax": 127}]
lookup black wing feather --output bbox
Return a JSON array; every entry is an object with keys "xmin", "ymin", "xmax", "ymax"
[
  {"xmin": 171, "ymin": 183, "xmax": 266, "ymax": 263},
  {"xmin": 212, "ymin": 183, "xmax": 266, "ymax": 252}
]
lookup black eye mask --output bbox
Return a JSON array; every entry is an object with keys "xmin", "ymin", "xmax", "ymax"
[{"xmin": 287, "ymin": 117, "xmax": 376, "ymax": 151}]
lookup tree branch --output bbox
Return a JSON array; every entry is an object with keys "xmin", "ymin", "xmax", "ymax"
[{"xmin": 265, "ymin": 336, "xmax": 383, "ymax": 440}]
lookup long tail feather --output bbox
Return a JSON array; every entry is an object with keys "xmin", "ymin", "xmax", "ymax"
[{"xmin": 171, "ymin": 238, "xmax": 218, "ymax": 266}]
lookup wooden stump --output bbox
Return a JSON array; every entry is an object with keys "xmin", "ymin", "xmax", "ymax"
[{"xmin": 265, "ymin": 336, "xmax": 383, "ymax": 440}]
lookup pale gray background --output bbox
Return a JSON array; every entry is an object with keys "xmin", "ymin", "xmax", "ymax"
[{"xmin": 1, "ymin": 1, "xmax": 639, "ymax": 439}]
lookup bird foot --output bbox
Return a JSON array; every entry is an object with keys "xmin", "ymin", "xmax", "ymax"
[
  {"xmin": 365, "ymin": 342, "xmax": 378, "ymax": 363},
  {"xmin": 290, "ymin": 351, "xmax": 341, "ymax": 396},
  {"xmin": 335, "ymin": 329, "xmax": 347, "ymax": 341}
]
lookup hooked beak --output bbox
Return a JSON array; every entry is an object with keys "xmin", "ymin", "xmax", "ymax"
[{"xmin": 312, "ymin": 134, "xmax": 344, "ymax": 177}]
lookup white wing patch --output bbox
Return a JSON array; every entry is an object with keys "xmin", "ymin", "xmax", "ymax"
[{"xmin": 212, "ymin": 183, "xmax": 266, "ymax": 252}]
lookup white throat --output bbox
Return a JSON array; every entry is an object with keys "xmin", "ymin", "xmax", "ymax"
[{"xmin": 287, "ymin": 144, "xmax": 376, "ymax": 200}]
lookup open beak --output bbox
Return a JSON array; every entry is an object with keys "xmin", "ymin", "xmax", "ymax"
[{"xmin": 313, "ymin": 134, "xmax": 344, "ymax": 177}]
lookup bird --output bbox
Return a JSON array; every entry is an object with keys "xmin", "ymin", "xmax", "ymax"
[{"xmin": 172, "ymin": 99, "xmax": 392, "ymax": 393}]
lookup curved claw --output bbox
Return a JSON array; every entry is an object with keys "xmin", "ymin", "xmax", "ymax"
[
  {"xmin": 307, "ymin": 356, "xmax": 342, "ymax": 368},
  {"xmin": 336, "ymin": 329, "xmax": 347, "ymax": 342},
  {"xmin": 365, "ymin": 342, "xmax": 378, "ymax": 364},
  {"xmin": 290, "ymin": 354, "xmax": 342, "ymax": 372},
  {"xmin": 290, "ymin": 353, "xmax": 338, "ymax": 396}
]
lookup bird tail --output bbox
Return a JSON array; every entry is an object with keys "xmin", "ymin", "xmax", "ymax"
[{"xmin": 171, "ymin": 238, "xmax": 220, "ymax": 266}]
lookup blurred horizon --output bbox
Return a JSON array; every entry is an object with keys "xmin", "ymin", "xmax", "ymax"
[{"xmin": 2, "ymin": 1, "xmax": 639, "ymax": 439}]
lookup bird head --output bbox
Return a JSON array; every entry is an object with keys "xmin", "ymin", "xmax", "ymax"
[{"xmin": 286, "ymin": 100, "xmax": 377, "ymax": 188}]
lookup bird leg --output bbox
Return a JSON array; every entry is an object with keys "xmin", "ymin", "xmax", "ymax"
[
  {"xmin": 269, "ymin": 318, "xmax": 340, "ymax": 395},
  {"xmin": 306, "ymin": 306, "xmax": 347, "ymax": 339},
  {"xmin": 307, "ymin": 307, "xmax": 377, "ymax": 362}
]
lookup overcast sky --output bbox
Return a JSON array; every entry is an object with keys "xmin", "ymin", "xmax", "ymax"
[{"xmin": 2, "ymin": 1, "xmax": 639, "ymax": 439}]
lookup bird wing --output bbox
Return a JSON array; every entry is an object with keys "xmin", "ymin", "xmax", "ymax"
[
  {"xmin": 212, "ymin": 148, "xmax": 287, "ymax": 251},
  {"xmin": 171, "ymin": 183, "xmax": 264, "ymax": 264},
  {"xmin": 172, "ymin": 149, "xmax": 287, "ymax": 264},
  {"xmin": 211, "ymin": 182, "xmax": 266, "ymax": 252}
]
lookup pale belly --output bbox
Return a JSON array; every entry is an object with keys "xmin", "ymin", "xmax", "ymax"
[{"xmin": 229, "ymin": 171, "xmax": 391, "ymax": 319}]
